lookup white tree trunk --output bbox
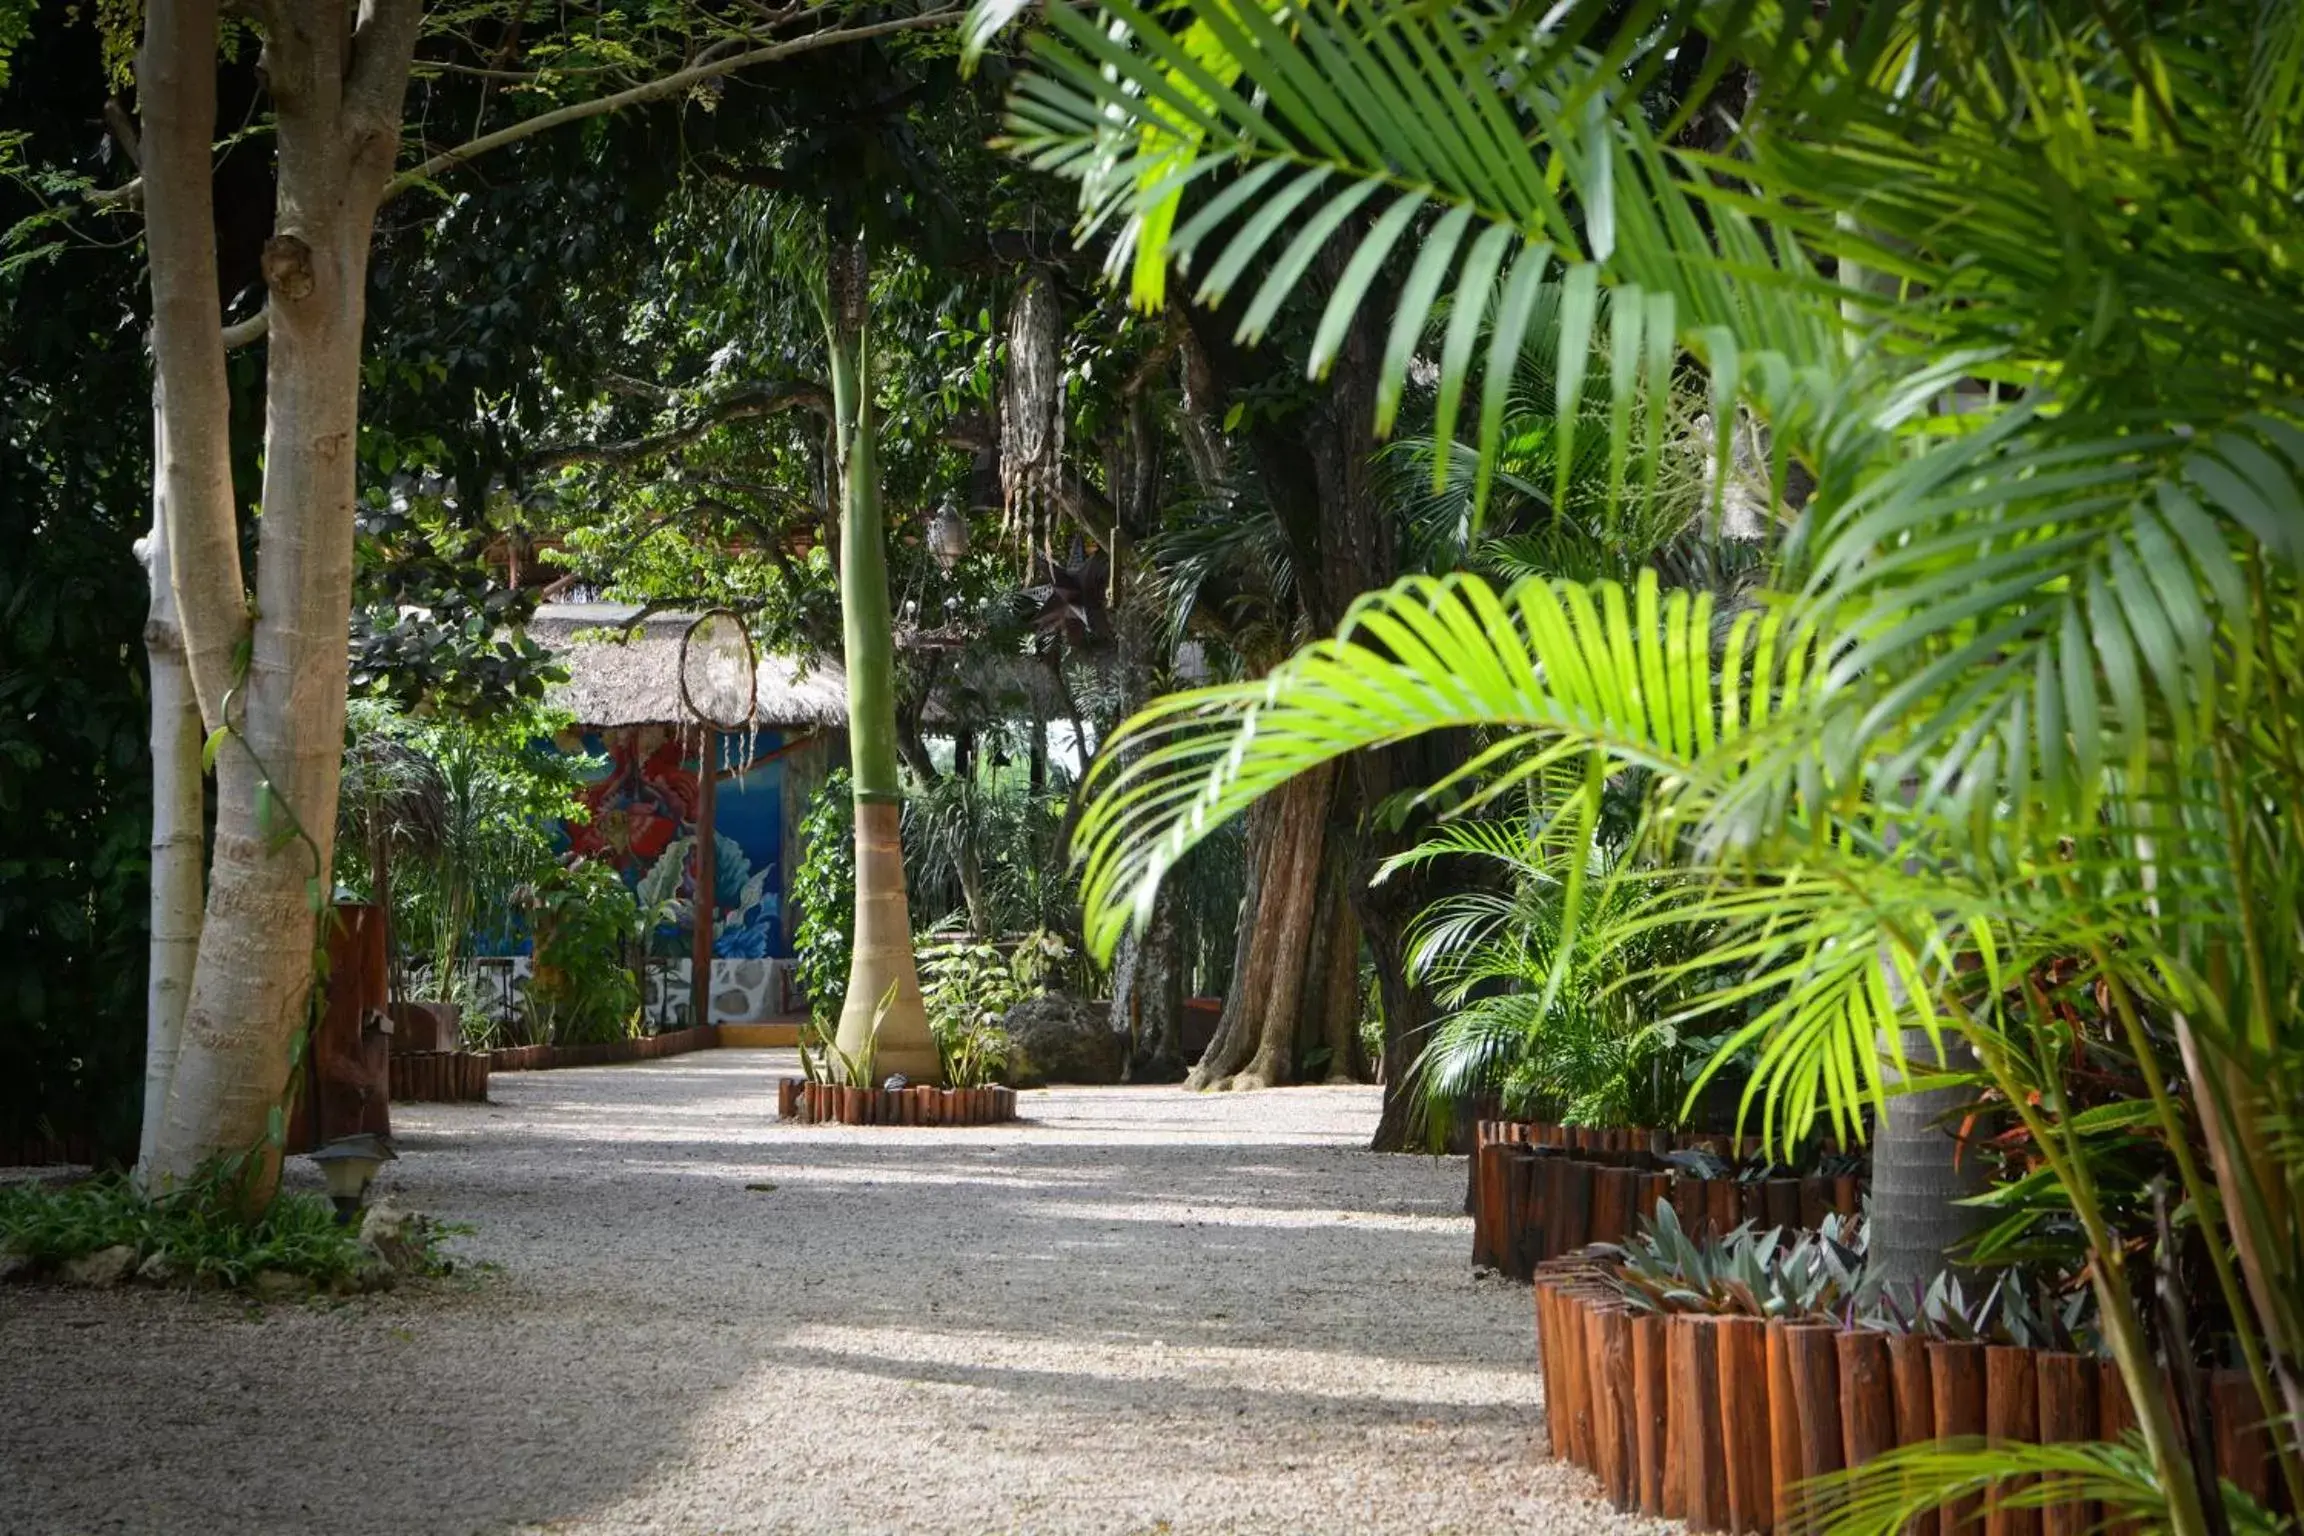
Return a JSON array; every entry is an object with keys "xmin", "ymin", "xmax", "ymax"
[
  {"xmin": 138, "ymin": 390, "xmax": 207, "ymax": 1178},
  {"xmin": 137, "ymin": 0, "xmax": 420, "ymax": 1198}
]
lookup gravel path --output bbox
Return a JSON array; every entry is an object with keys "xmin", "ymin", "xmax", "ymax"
[{"xmin": 1, "ymin": 1050, "xmax": 1661, "ymax": 1536}]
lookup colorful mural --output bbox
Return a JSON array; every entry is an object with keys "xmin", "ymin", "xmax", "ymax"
[{"xmin": 555, "ymin": 725, "xmax": 791, "ymax": 960}]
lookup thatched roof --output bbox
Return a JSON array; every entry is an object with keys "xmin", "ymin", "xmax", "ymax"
[
  {"xmin": 534, "ymin": 604, "xmax": 849, "ymax": 730},
  {"xmin": 532, "ymin": 602, "xmax": 1130, "ymax": 733}
]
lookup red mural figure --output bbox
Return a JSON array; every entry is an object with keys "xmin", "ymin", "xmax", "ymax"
[{"xmin": 564, "ymin": 727, "xmax": 700, "ymax": 871}]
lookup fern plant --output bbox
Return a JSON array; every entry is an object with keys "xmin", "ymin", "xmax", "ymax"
[{"xmin": 1397, "ymin": 809, "xmax": 1728, "ymax": 1145}]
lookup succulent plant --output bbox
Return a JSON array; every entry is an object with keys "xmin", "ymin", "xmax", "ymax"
[
  {"xmin": 1864, "ymin": 1267, "xmax": 2096, "ymax": 1351},
  {"xmin": 1598, "ymin": 1199, "xmax": 1868, "ymax": 1321}
]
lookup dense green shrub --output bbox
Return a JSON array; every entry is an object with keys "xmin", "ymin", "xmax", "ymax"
[
  {"xmin": 523, "ymin": 859, "xmax": 647, "ymax": 1044},
  {"xmin": 790, "ymin": 769, "xmax": 856, "ymax": 1027}
]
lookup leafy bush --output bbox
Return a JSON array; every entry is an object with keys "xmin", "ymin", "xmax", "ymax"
[
  {"xmin": 918, "ymin": 931, "xmax": 1025, "ymax": 1087},
  {"xmin": 0, "ymin": 1170, "xmax": 456, "ymax": 1294},
  {"xmin": 791, "ymin": 769, "xmax": 856, "ymax": 1028},
  {"xmin": 1400, "ymin": 815, "xmax": 1737, "ymax": 1146},
  {"xmin": 335, "ymin": 698, "xmax": 594, "ymax": 1046},
  {"xmin": 523, "ymin": 858, "xmax": 646, "ymax": 1044}
]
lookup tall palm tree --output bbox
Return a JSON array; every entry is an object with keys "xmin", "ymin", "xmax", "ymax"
[
  {"xmin": 731, "ymin": 201, "xmax": 938, "ymax": 1082},
  {"xmin": 981, "ymin": 0, "xmax": 2304, "ymax": 1526},
  {"xmin": 821, "ymin": 233, "xmax": 939, "ymax": 1082}
]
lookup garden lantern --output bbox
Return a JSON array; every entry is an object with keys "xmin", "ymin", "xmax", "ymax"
[
  {"xmin": 308, "ymin": 1133, "xmax": 397, "ymax": 1223},
  {"xmin": 928, "ymin": 493, "xmax": 970, "ymax": 574}
]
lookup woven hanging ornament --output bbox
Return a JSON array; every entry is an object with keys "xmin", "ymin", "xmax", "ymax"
[{"xmin": 999, "ymin": 275, "xmax": 1065, "ymax": 557}]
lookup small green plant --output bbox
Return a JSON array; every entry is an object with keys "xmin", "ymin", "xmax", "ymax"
[
  {"xmin": 918, "ymin": 928, "xmax": 1027, "ymax": 1088},
  {"xmin": 0, "ymin": 1165, "xmax": 459, "ymax": 1295},
  {"xmin": 1869, "ymin": 1267, "xmax": 2096, "ymax": 1352},
  {"xmin": 801, "ymin": 980, "xmax": 898, "ymax": 1087}
]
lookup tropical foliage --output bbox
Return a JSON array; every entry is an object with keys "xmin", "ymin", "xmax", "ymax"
[
  {"xmin": 1395, "ymin": 806, "xmax": 1730, "ymax": 1141},
  {"xmin": 988, "ymin": 0, "xmax": 2304, "ymax": 1526},
  {"xmin": 792, "ymin": 769, "xmax": 861, "ymax": 1029},
  {"xmin": 522, "ymin": 858, "xmax": 652, "ymax": 1046}
]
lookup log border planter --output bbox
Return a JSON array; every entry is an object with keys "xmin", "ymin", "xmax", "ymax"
[
  {"xmin": 1474, "ymin": 1120, "xmax": 1866, "ymax": 1281},
  {"xmin": 489, "ymin": 1023, "xmax": 724, "ymax": 1072},
  {"xmin": 1532, "ymin": 1266, "xmax": 2281, "ymax": 1535},
  {"xmin": 778, "ymin": 1078, "xmax": 1018, "ymax": 1127},
  {"xmin": 388, "ymin": 1050, "xmax": 492, "ymax": 1103}
]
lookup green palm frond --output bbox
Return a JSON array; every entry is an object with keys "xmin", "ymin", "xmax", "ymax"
[
  {"xmin": 1072, "ymin": 567, "xmax": 1826, "ymax": 964},
  {"xmin": 992, "ymin": 0, "xmax": 2304, "ymax": 1506},
  {"xmin": 1815, "ymin": 1434, "xmax": 2285, "ymax": 1536},
  {"xmin": 997, "ymin": 0, "xmax": 1843, "ymax": 516}
]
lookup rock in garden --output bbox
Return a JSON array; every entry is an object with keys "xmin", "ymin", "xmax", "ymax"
[
  {"xmin": 360, "ymin": 1202, "xmax": 428, "ymax": 1272},
  {"xmin": 999, "ymin": 993, "xmax": 1122, "ymax": 1087},
  {"xmin": 251, "ymin": 1269, "xmax": 308, "ymax": 1301},
  {"xmin": 0, "ymin": 1249, "xmax": 31, "ymax": 1284},
  {"xmin": 134, "ymin": 1250, "xmax": 183, "ymax": 1286},
  {"xmin": 60, "ymin": 1244, "xmax": 137, "ymax": 1288}
]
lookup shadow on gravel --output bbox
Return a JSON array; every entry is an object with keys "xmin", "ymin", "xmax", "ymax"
[{"xmin": 0, "ymin": 1055, "xmax": 1505, "ymax": 1536}]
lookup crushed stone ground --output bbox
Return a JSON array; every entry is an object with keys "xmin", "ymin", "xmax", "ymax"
[{"xmin": 0, "ymin": 1050, "xmax": 1667, "ymax": 1536}]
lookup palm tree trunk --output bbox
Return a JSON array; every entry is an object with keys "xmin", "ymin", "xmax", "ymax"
[
  {"xmin": 1867, "ymin": 1028, "xmax": 1987, "ymax": 1302},
  {"xmin": 825, "ymin": 236, "xmax": 935, "ymax": 1084}
]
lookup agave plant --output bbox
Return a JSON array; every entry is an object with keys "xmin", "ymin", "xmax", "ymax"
[
  {"xmin": 1880, "ymin": 1269, "xmax": 2096, "ymax": 1354},
  {"xmin": 1602, "ymin": 1199, "xmax": 1868, "ymax": 1321},
  {"xmin": 982, "ymin": 0, "xmax": 2304, "ymax": 1525}
]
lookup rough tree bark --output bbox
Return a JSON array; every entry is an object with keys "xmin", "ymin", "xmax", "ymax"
[
  {"xmin": 128, "ymin": 2, "xmax": 970, "ymax": 1188},
  {"xmin": 140, "ymin": 0, "xmax": 423, "ymax": 1198},
  {"xmin": 1303, "ymin": 830, "xmax": 1366, "ymax": 1083},
  {"xmin": 1101, "ymin": 375, "xmax": 1187, "ymax": 1080},
  {"xmin": 1185, "ymin": 762, "xmax": 1344, "ymax": 1090},
  {"xmin": 825, "ymin": 236, "xmax": 936, "ymax": 1083},
  {"xmin": 1179, "ymin": 243, "xmax": 1439, "ymax": 1137},
  {"xmin": 1868, "ymin": 1030, "xmax": 1987, "ymax": 1300}
]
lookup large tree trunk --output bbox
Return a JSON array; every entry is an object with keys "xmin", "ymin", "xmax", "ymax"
[
  {"xmin": 1351, "ymin": 737, "xmax": 1450, "ymax": 1150},
  {"xmin": 1180, "ymin": 237, "xmax": 1435, "ymax": 1136},
  {"xmin": 1301, "ymin": 832, "xmax": 1365, "ymax": 1083},
  {"xmin": 826, "ymin": 237, "xmax": 936, "ymax": 1083},
  {"xmin": 138, "ymin": 394, "xmax": 206, "ymax": 1178},
  {"xmin": 1102, "ymin": 381, "xmax": 1187, "ymax": 1080},
  {"xmin": 1185, "ymin": 762, "xmax": 1350, "ymax": 1090},
  {"xmin": 1112, "ymin": 880, "xmax": 1184, "ymax": 1080},
  {"xmin": 140, "ymin": 0, "xmax": 422, "ymax": 1199}
]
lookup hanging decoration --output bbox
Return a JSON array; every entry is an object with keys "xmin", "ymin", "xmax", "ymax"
[{"xmin": 999, "ymin": 273, "xmax": 1066, "ymax": 557}]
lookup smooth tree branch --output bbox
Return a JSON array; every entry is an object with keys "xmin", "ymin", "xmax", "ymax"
[
  {"xmin": 522, "ymin": 378, "xmax": 830, "ymax": 473},
  {"xmin": 387, "ymin": 9, "xmax": 964, "ymax": 197},
  {"xmin": 116, "ymin": 4, "xmax": 969, "ymax": 347}
]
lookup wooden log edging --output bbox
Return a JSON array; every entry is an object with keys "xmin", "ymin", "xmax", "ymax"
[
  {"xmin": 1528, "ymin": 1274, "xmax": 2267, "ymax": 1536},
  {"xmin": 778, "ymin": 1078, "xmax": 1018, "ymax": 1127},
  {"xmin": 388, "ymin": 1050, "xmax": 492, "ymax": 1102},
  {"xmin": 489, "ymin": 1024, "xmax": 723, "ymax": 1073},
  {"xmin": 1473, "ymin": 1121, "xmax": 1868, "ymax": 1280}
]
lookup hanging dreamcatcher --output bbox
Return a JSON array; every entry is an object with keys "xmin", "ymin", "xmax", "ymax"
[
  {"xmin": 677, "ymin": 608, "xmax": 761, "ymax": 776},
  {"xmin": 999, "ymin": 273, "xmax": 1066, "ymax": 558}
]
